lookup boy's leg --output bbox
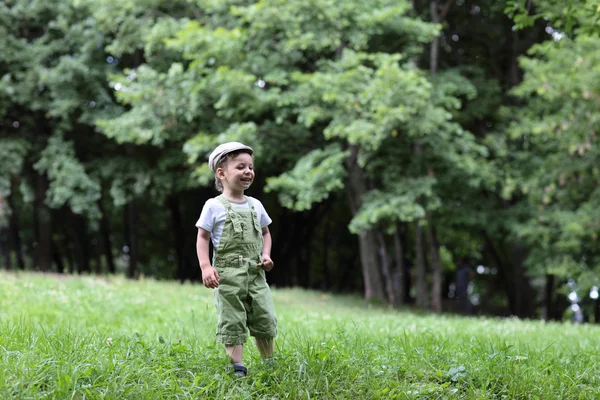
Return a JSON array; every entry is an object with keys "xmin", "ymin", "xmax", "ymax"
[
  {"xmin": 214, "ymin": 272, "xmax": 250, "ymax": 376},
  {"xmin": 225, "ymin": 344, "xmax": 247, "ymax": 377},
  {"xmin": 247, "ymin": 270, "xmax": 278, "ymax": 358},
  {"xmin": 255, "ymin": 338, "xmax": 274, "ymax": 358},
  {"xmin": 225, "ymin": 344, "xmax": 243, "ymax": 363}
]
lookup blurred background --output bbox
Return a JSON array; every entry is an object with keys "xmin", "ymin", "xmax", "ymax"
[{"xmin": 0, "ymin": 0, "xmax": 598, "ymax": 322}]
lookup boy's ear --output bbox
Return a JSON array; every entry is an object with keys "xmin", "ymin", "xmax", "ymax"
[{"xmin": 216, "ymin": 167, "xmax": 225, "ymax": 179}]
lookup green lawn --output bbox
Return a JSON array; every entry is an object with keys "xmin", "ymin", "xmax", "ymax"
[{"xmin": 1, "ymin": 271, "xmax": 599, "ymax": 399}]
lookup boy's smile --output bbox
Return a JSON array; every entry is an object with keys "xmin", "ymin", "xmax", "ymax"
[{"xmin": 220, "ymin": 153, "xmax": 255, "ymax": 192}]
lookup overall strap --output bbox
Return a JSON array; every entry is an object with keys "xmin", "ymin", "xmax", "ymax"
[
  {"xmin": 245, "ymin": 196, "xmax": 262, "ymax": 233},
  {"xmin": 216, "ymin": 195, "xmax": 242, "ymax": 233}
]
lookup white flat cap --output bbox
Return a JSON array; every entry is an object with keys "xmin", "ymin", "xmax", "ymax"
[{"xmin": 208, "ymin": 142, "xmax": 253, "ymax": 172}]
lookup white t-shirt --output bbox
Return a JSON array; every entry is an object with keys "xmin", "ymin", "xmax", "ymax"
[{"xmin": 196, "ymin": 196, "xmax": 272, "ymax": 248}]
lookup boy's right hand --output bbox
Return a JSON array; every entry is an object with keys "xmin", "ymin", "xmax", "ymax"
[{"xmin": 202, "ymin": 266, "xmax": 220, "ymax": 288}]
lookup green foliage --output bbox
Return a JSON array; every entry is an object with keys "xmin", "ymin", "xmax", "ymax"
[
  {"xmin": 265, "ymin": 144, "xmax": 349, "ymax": 211},
  {"xmin": 506, "ymin": 0, "xmax": 600, "ymax": 35},
  {"xmin": 2, "ymin": 0, "xmax": 599, "ymax": 312},
  {"xmin": 349, "ymin": 177, "xmax": 437, "ymax": 234},
  {"xmin": 504, "ymin": 2, "xmax": 600, "ymax": 287},
  {"xmin": 0, "ymin": 139, "xmax": 28, "ymax": 194},
  {"xmin": 263, "ymin": 29, "xmax": 486, "ymax": 230},
  {"xmin": 293, "ymin": 51, "xmax": 432, "ymax": 152},
  {"xmin": 102, "ymin": 0, "xmax": 475, "ymax": 239},
  {"xmin": 34, "ymin": 135, "xmax": 102, "ymax": 219},
  {"xmin": 234, "ymin": 0, "xmax": 437, "ymax": 58},
  {"xmin": 0, "ymin": 0, "xmax": 117, "ymax": 128},
  {"xmin": 90, "ymin": 0, "xmax": 195, "ymax": 58},
  {"xmin": 0, "ymin": 0, "xmax": 114, "ymax": 225},
  {"xmin": 97, "ymin": 64, "xmax": 193, "ymax": 146},
  {"xmin": 91, "ymin": 0, "xmax": 232, "ymax": 207}
]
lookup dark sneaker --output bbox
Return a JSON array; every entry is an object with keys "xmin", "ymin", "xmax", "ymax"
[{"xmin": 233, "ymin": 364, "xmax": 247, "ymax": 378}]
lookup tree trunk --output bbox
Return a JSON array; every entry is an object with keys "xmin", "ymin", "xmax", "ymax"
[
  {"xmin": 271, "ymin": 210, "xmax": 300, "ymax": 286},
  {"xmin": 415, "ymin": 222, "xmax": 428, "ymax": 308},
  {"xmin": 345, "ymin": 144, "xmax": 386, "ymax": 302},
  {"xmin": 0, "ymin": 193, "xmax": 7, "ymax": 269},
  {"xmin": 427, "ymin": 217, "xmax": 443, "ymax": 313},
  {"xmin": 543, "ymin": 279, "xmax": 568, "ymax": 321},
  {"xmin": 321, "ymin": 218, "xmax": 331, "ymax": 290},
  {"xmin": 296, "ymin": 211, "xmax": 320, "ymax": 287},
  {"xmin": 34, "ymin": 174, "xmax": 52, "ymax": 271},
  {"xmin": 168, "ymin": 195, "xmax": 186, "ymax": 282},
  {"xmin": 92, "ymin": 234, "xmax": 103, "ymax": 274},
  {"xmin": 376, "ymin": 230, "xmax": 397, "ymax": 305},
  {"xmin": 424, "ymin": 0, "xmax": 441, "ymax": 306},
  {"xmin": 430, "ymin": 0, "xmax": 440, "ymax": 74},
  {"xmin": 509, "ymin": 31, "xmax": 521, "ymax": 87},
  {"xmin": 356, "ymin": 232, "xmax": 385, "ymax": 302},
  {"xmin": 392, "ymin": 225, "xmax": 406, "ymax": 306},
  {"xmin": 273, "ymin": 210, "xmax": 309, "ymax": 287},
  {"xmin": 0, "ymin": 226, "xmax": 8, "ymax": 269},
  {"xmin": 98, "ymin": 197, "xmax": 116, "ymax": 274},
  {"xmin": 303, "ymin": 245, "xmax": 311, "ymax": 288},
  {"xmin": 484, "ymin": 230, "xmax": 534, "ymax": 318},
  {"xmin": 51, "ymin": 209, "xmax": 74, "ymax": 274},
  {"xmin": 7, "ymin": 190, "xmax": 26, "ymax": 270},
  {"xmin": 70, "ymin": 211, "xmax": 90, "ymax": 273},
  {"xmin": 426, "ymin": 1, "xmax": 443, "ymax": 311},
  {"xmin": 509, "ymin": 245, "xmax": 535, "ymax": 318},
  {"xmin": 544, "ymin": 274, "xmax": 555, "ymax": 321},
  {"xmin": 270, "ymin": 199, "xmax": 332, "ymax": 288},
  {"xmin": 52, "ymin": 237, "xmax": 65, "ymax": 273},
  {"xmin": 0, "ymin": 195, "xmax": 8, "ymax": 269},
  {"xmin": 482, "ymin": 230, "xmax": 514, "ymax": 315},
  {"xmin": 124, "ymin": 200, "xmax": 138, "ymax": 278}
]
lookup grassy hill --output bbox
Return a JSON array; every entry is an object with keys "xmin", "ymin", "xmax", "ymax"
[{"xmin": 1, "ymin": 271, "xmax": 599, "ymax": 399}]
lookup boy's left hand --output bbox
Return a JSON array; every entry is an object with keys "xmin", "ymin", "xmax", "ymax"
[{"xmin": 258, "ymin": 254, "xmax": 274, "ymax": 271}]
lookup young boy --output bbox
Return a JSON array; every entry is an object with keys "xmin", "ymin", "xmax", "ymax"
[{"xmin": 195, "ymin": 142, "xmax": 277, "ymax": 378}]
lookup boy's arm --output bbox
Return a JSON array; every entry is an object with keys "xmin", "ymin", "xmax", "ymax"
[
  {"xmin": 196, "ymin": 228, "xmax": 219, "ymax": 288},
  {"xmin": 259, "ymin": 226, "xmax": 274, "ymax": 271}
]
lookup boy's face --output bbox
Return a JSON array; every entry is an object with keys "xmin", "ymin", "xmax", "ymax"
[{"xmin": 217, "ymin": 152, "xmax": 254, "ymax": 191}]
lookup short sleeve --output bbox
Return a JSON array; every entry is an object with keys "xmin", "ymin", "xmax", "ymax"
[
  {"xmin": 196, "ymin": 201, "xmax": 216, "ymax": 232},
  {"xmin": 250, "ymin": 197, "xmax": 272, "ymax": 228}
]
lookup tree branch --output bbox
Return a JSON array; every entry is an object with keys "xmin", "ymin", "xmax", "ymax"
[{"xmin": 440, "ymin": 0, "xmax": 455, "ymax": 21}]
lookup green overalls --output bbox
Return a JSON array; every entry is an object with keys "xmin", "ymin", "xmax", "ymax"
[{"xmin": 213, "ymin": 195, "xmax": 278, "ymax": 345}]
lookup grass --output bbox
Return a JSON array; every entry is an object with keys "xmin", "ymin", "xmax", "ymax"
[{"xmin": 1, "ymin": 271, "xmax": 599, "ymax": 399}]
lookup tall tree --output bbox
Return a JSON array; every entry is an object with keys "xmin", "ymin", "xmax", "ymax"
[
  {"xmin": 0, "ymin": 0, "xmax": 116, "ymax": 271},
  {"xmin": 504, "ymin": 0, "xmax": 600, "ymax": 318}
]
